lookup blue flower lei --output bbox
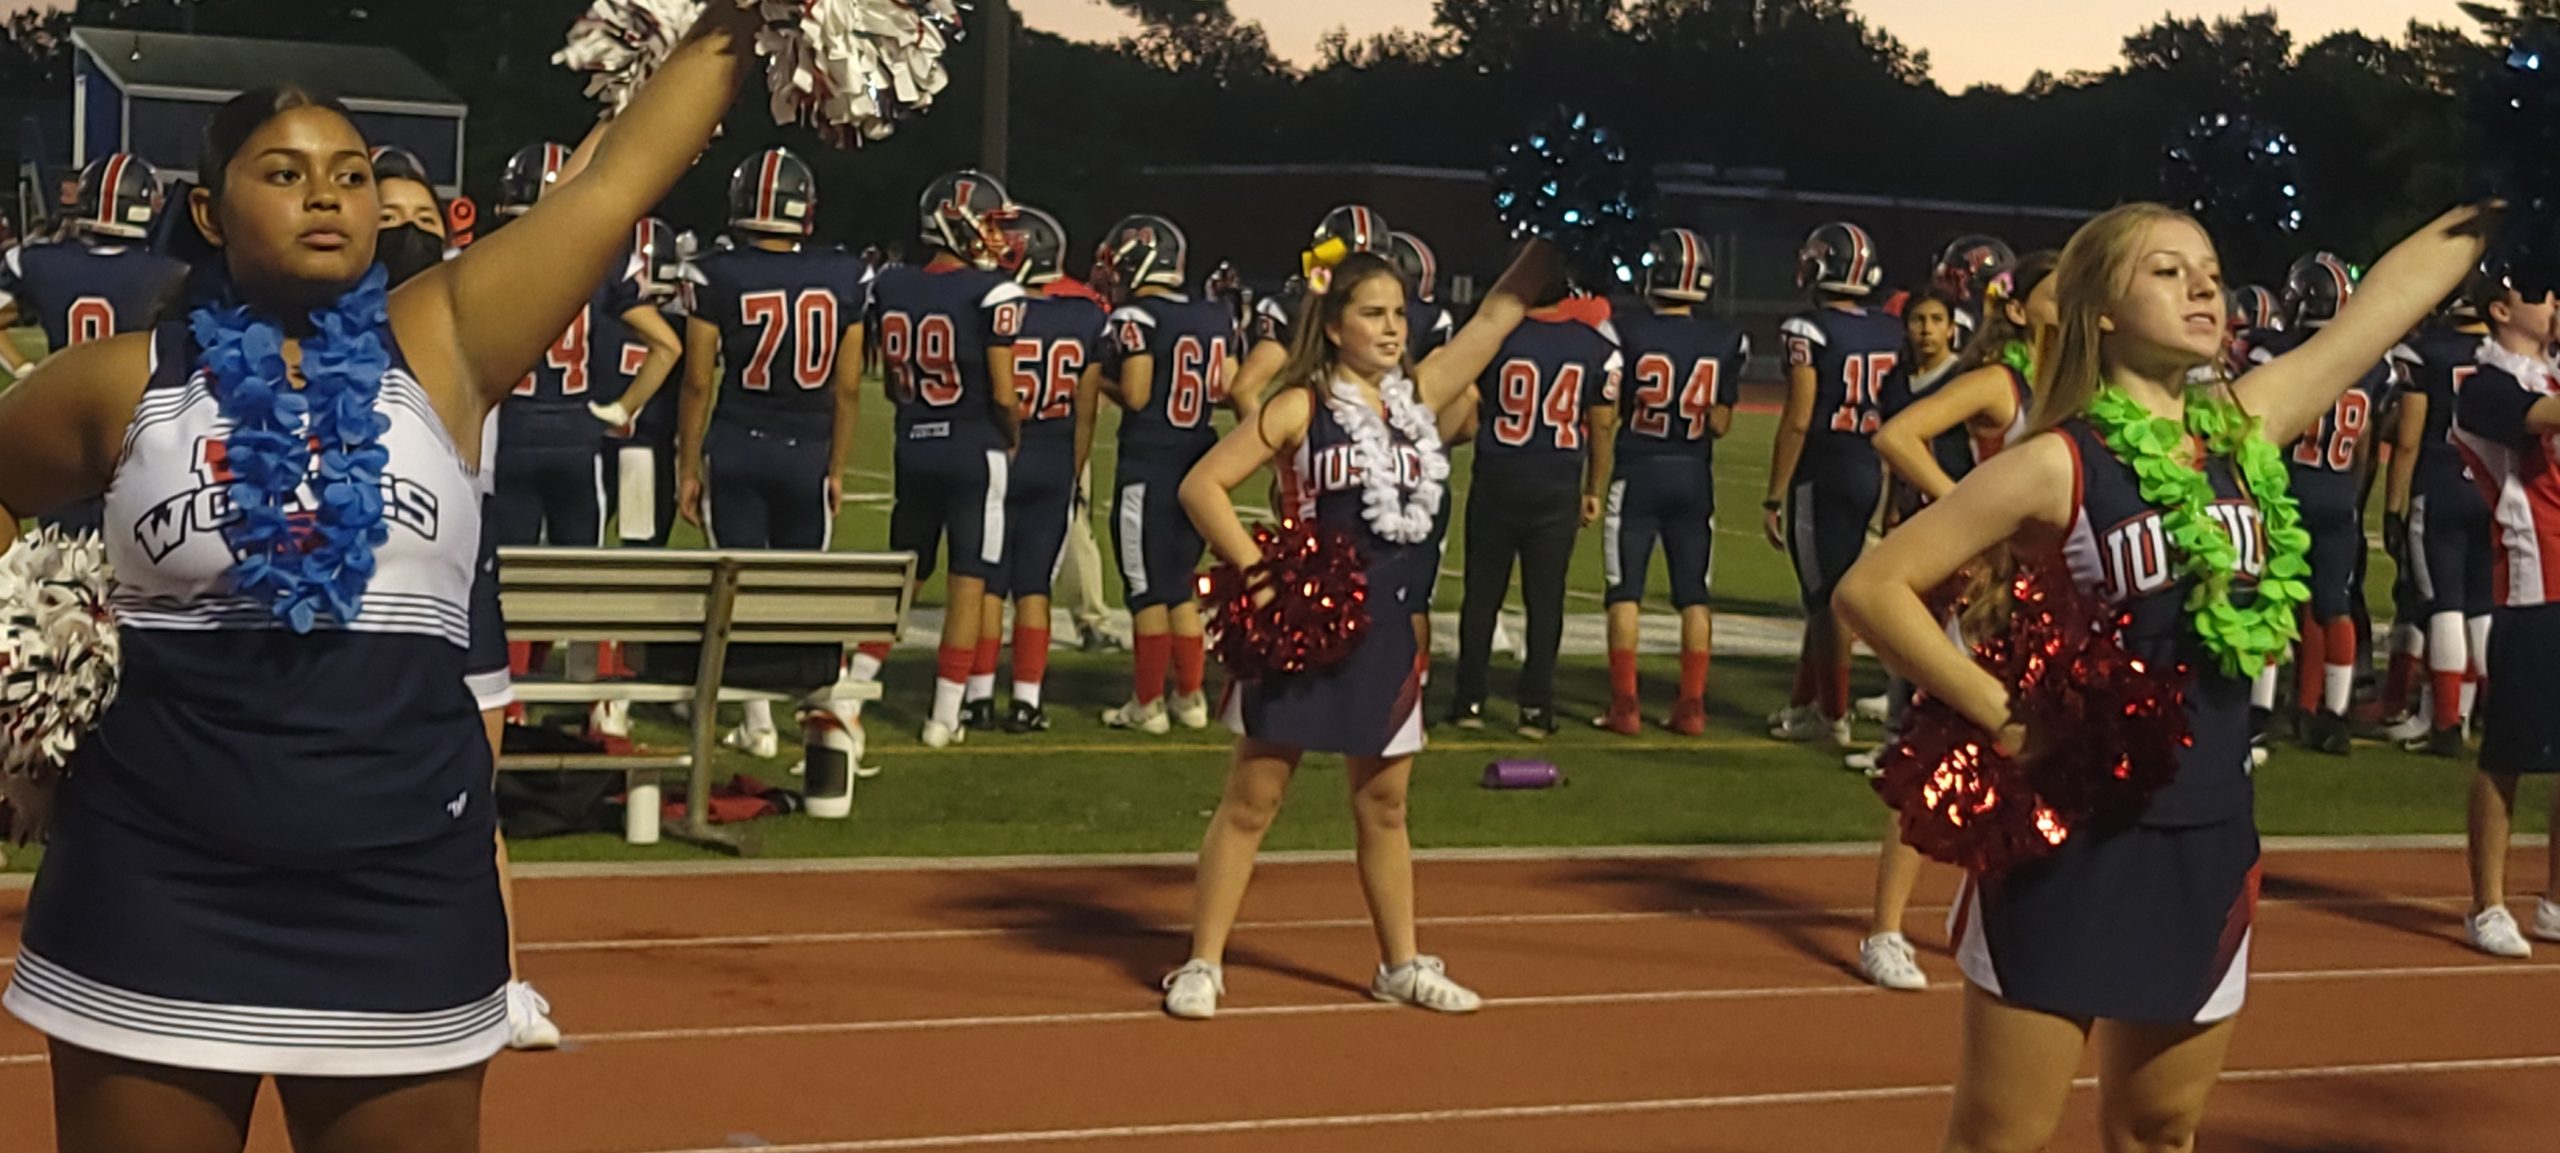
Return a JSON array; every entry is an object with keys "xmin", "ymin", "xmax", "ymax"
[{"xmin": 188, "ymin": 265, "xmax": 395, "ymax": 634}]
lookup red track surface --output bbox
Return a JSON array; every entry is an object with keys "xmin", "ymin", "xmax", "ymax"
[{"xmin": 1, "ymin": 845, "xmax": 2553, "ymax": 1151}]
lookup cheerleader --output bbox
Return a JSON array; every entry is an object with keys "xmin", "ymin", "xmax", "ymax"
[
  {"xmin": 1851, "ymin": 259, "xmax": 2057, "ymax": 993},
  {"xmin": 1161, "ymin": 240, "xmax": 1555, "ymax": 1020},
  {"xmin": 1836, "ymin": 201, "xmax": 2484, "ymax": 1152},
  {"xmin": 0, "ymin": 7, "xmax": 757, "ymax": 1145}
]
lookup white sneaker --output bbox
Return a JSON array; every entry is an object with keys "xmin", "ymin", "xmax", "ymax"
[
  {"xmin": 1370, "ymin": 955, "xmax": 1481, "ymax": 1014},
  {"xmin": 588, "ymin": 699, "xmax": 631, "ymax": 740},
  {"xmin": 720, "ymin": 725, "xmax": 778, "ymax": 759},
  {"xmin": 1102, "ymin": 697, "xmax": 1172, "ymax": 735},
  {"xmin": 2469, "ymin": 906, "xmax": 2534, "ymax": 959},
  {"xmin": 1859, "ymin": 932, "xmax": 1929, "ymax": 991},
  {"xmin": 1169, "ymin": 690, "xmax": 1211, "ymax": 730},
  {"xmin": 505, "ymin": 981, "xmax": 560, "ymax": 1051},
  {"xmin": 1830, "ymin": 713, "xmax": 1855, "ymax": 747},
  {"xmin": 2379, "ymin": 710, "xmax": 2431, "ymax": 743},
  {"xmin": 1770, "ymin": 707, "xmax": 1830, "ymax": 743},
  {"xmin": 2533, "ymin": 898, "xmax": 2560, "ymax": 944},
  {"xmin": 920, "ymin": 718, "xmax": 963, "ymax": 749},
  {"xmin": 1161, "ymin": 959, "xmax": 1223, "ymax": 1020},
  {"xmin": 1843, "ymin": 749, "xmax": 1881, "ymax": 776},
  {"xmin": 1854, "ymin": 694, "xmax": 1891, "ymax": 724}
]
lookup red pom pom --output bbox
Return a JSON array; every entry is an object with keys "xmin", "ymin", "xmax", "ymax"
[
  {"xmin": 1198, "ymin": 521, "xmax": 1370, "ymax": 681},
  {"xmin": 1874, "ymin": 557, "xmax": 2191, "ymax": 876}
]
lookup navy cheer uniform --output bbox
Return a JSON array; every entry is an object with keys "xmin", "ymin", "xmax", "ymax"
[
  {"xmin": 1780, "ymin": 305, "xmax": 1901, "ymax": 611},
  {"xmin": 2, "ymin": 240, "xmax": 187, "ymax": 532},
  {"xmin": 1605, "ymin": 309, "xmax": 1747, "ymax": 610},
  {"xmin": 1105, "ymin": 291, "xmax": 1237, "ymax": 610},
  {"xmin": 997, "ymin": 289, "xmax": 1102, "ymax": 599},
  {"xmin": 696, "ymin": 243, "xmax": 870, "ymax": 549},
  {"xmin": 2404, "ymin": 329, "xmax": 2493, "ymax": 619},
  {"xmin": 1453, "ymin": 313, "xmax": 1622, "ymax": 711},
  {"xmin": 1221, "ymin": 383, "xmax": 1438, "ymax": 756},
  {"xmin": 492, "ymin": 242, "xmax": 654, "ymax": 548},
  {"xmin": 2251, "ymin": 327, "xmax": 2394, "ymax": 621},
  {"xmin": 872, "ymin": 263, "xmax": 1029, "ymax": 580},
  {"xmin": 5, "ymin": 322, "xmax": 508, "ymax": 1074},
  {"xmin": 1950, "ymin": 421, "xmax": 2265, "ymax": 1024}
]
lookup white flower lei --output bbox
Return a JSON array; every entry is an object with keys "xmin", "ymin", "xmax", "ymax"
[
  {"xmin": 2476, "ymin": 335, "xmax": 2558, "ymax": 394},
  {"xmin": 1323, "ymin": 370, "xmax": 1450, "ymax": 545}
]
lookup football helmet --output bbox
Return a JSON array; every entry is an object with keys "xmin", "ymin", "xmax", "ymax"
[
  {"xmin": 1797, "ymin": 222, "xmax": 1883, "ymax": 297},
  {"xmin": 71, "ymin": 152, "xmax": 162, "ymax": 240},
  {"xmin": 729, "ymin": 147, "xmax": 818, "ymax": 237}
]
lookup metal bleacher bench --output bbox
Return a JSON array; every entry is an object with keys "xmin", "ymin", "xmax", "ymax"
[{"xmin": 495, "ymin": 547, "xmax": 917, "ymax": 852}]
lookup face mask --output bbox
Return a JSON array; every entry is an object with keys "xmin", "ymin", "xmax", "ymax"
[{"xmin": 377, "ymin": 223, "xmax": 445, "ymax": 288}]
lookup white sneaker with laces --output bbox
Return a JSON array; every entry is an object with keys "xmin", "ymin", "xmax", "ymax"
[
  {"xmin": 1829, "ymin": 712, "xmax": 1855, "ymax": 748},
  {"xmin": 2379, "ymin": 710, "xmax": 2431, "ymax": 743},
  {"xmin": 1768, "ymin": 705, "xmax": 1823, "ymax": 741},
  {"xmin": 2469, "ymin": 906, "xmax": 2534, "ymax": 959},
  {"xmin": 1371, "ymin": 955, "xmax": 1481, "ymax": 1013},
  {"xmin": 2533, "ymin": 898, "xmax": 2560, "ymax": 944},
  {"xmin": 1854, "ymin": 694, "xmax": 1891, "ymax": 724},
  {"xmin": 1102, "ymin": 697, "xmax": 1172, "ymax": 735},
  {"xmin": 920, "ymin": 718, "xmax": 963, "ymax": 749},
  {"xmin": 1859, "ymin": 932, "xmax": 1929, "ymax": 991},
  {"xmin": 720, "ymin": 725, "xmax": 778, "ymax": 759},
  {"xmin": 505, "ymin": 981, "xmax": 560, "ymax": 1051},
  {"xmin": 1169, "ymin": 691, "xmax": 1211, "ymax": 730},
  {"xmin": 1161, "ymin": 959, "xmax": 1223, "ymax": 1020}
]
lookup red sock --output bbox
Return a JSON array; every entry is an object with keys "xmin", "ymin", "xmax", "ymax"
[
  {"xmin": 1133, "ymin": 633, "xmax": 1171, "ymax": 705},
  {"xmin": 530, "ymin": 641, "xmax": 555, "ymax": 671},
  {"xmin": 1827, "ymin": 665, "xmax": 1852, "ymax": 721},
  {"xmin": 857, "ymin": 641, "xmax": 893, "ymax": 663},
  {"xmin": 2294, "ymin": 611, "xmax": 2326, "ymax": 715},
  {"xmin": 507, "ymin": 641, "xmax": 533, "ymax": 678},
  {"xmin": 1609, "ymin": 649, "xmax": 1639, "ymax": 701},
  {"xmin": 1791, "ymin": 658, "xmax": 1816, "ymax": 708},
  {"xmin": 935, "ymin": 644, "xmax": 974, "ymax": 686},
  {"xmin": 1679, "ymin": 650, "xmax": 1710, "ymax": 704},
  {"xmin": 2432, "ymin": 670, "xmax": 2466, "ymax": 732},
  {"xmin": 1013, "ymin": 626, "xmax": 1050, "ymax": 688},
  {"xmin": 2383, "ymin": 650, "xmax": 2421, "ymax": 717},
  {"xmin": 1172, "ymin": 634, "xmax": 1206, "ymax": 696},
  {"xmin": 972, "ymin": 634, "xmax": 1001, "ymax": 679}
]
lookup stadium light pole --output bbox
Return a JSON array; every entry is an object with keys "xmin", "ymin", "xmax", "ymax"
[{"xmin": 981, "ymin": 0, "xmax": 1011, "ymax": 182}]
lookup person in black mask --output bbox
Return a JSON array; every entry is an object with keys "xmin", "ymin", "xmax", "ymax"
[{"xmin": 371, "ymin": 146, "xmax": 449, "ymax": 287}]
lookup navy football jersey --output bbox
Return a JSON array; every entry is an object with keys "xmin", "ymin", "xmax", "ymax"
[
  {"xmin": 1779, "ymin": 305, "xmax": 1906, "ymax": 460},
  {"xmin": 514, "ymin": 241, "xmax": 653, "ymax": 409},
  {"xmin": 1012, "ymin": 293, "xmax": 1104, "ymax": 450},
  {"xmin": 1251, "ymin": 288, "xmax": 1304, "ymax": 352},
  {"xmin": 0, "ymin": 240, "xmax": 186, "ymax": 353},
  {"xmin": 1104, "ymin": 291, "xmax": 1239, "ymax": 463},
  {"xmin": 1473, "ymin": 314, "xmax": 1624, "ymax": 466},
  {"xmin": 1612, "ymin": 309, "xmax": 1747, "ymax": 461},
  {"xmin": 695, "ymin": 244, "xmax": 872, "ymax": 437},
  {"xmin": 868, "ymin": 262, "xmax": 1030, "ymax": 448},
  {"xmin": 1407, "ymin": 294, "xmax": 1455, "ymax": 362},
  {"xmin": 2403, "ymin": 326, "xmax": 2485, "ymax": 496},
  {"xmin": 2249, "ymin": 325, "xmax": 2395, "ymax": 500}
]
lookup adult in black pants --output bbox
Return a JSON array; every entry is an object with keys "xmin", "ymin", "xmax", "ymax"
[{"xmin": 1450, "ymin": 294, "xmax": 1622, "ymax": 738}]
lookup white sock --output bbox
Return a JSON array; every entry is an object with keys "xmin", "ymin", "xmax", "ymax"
[
  {"xmin": 742, "ymin": 699, "xmax": 775, "ymax": 737},
  {"xmin": 2394, "ymin": 621, "xmax": 2427, "ymax": 657},
  {"xmin": 843, "ymin": 650, "xmax": 885, "ymax": 718},
  {"xmin": 2429, "ymin": 612, "xmax": 2468, "ymax": 677},
  {"xmin": 932, "ymin": 678, "xmax": 966, "ymax": 728},
  {"xmin": 1013, "ymin": 680, "xmax": 1042, "ymax": 709},
  {"xmin": 965, "ymin": 673, "xmax": 996, "ymax": 704},
  {"xmin": 2323, "ymin": 663, "xmax": 2354, "ymax": 715},
  {"xmin": 2251, "ymin": 665, "xmax": 2279, "ymax": 711},
  {"xmin": 2461, "ymin": 677, "xmax": 2480, "ymax": 723},
  {"xmin": 2468, "ymin": 615, "xmax": 2493, "ymax": 678}
]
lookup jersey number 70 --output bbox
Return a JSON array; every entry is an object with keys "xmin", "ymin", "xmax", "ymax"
[{"xmin": 741, "ymin": 289, "xmax": 841, "ymax": 392}]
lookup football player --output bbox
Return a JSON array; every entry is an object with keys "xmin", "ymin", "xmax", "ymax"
[
  {"xmin": 1450, "ymin": 283, "xmax": 1622, "ymax": 739},
  {"xmin": 867, "ymin": 170, "xmax": 1030, "ymax": 748},
  {"xmin": 2249, "ymin": 252, "xmax": 2395, "ymax": 753},
  {"xmin": 1094, "ymin": 214, "xmax": 1240, "ymax": 734},
  {"xmin": 1765, "ymin": 222, "xmax": 1898, "ymax": 747},
  {"xmin": 1231, "ymin": 205, "xmax": 1393, "ymax": 417},
  {"xmin": 1597, "ymin": 228, "xmax": 1746, "ymax": 738},
  {"xmin": 1932, "ymin": 233, "xmax": 2014, "ymax": 343},
  {"xmin": 2384, "ymin": 277, "xmax": 2497, "ymax": 754},
  {"xmin": 679, "ymin": 147, "xmax": 872, "ymax": 756}
]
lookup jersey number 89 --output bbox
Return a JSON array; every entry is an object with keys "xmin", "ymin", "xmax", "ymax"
[{"xmin": 879, "ymin": 310, "xmax": 962, "ymax": 406}]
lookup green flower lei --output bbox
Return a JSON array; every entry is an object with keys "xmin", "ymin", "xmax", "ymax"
[
  {"xmin": 2084, "ymin": 385, "xmax": 2312, "ymax": 679},
  {"xmin": 1997, "ymin": 339, "xmax": 2035, "ymax": 381}
]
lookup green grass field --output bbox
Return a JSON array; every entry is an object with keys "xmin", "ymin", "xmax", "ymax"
[{"xmin": 4, "ymin": 368, "xmax": 2545, "ymax": 872}]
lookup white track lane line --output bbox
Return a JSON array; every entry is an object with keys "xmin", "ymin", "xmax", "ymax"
[{"xmin": 625, "ymin": 1054, "xmax": 2560, "ymax": 1152}]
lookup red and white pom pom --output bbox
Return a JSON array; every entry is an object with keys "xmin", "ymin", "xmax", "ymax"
[
  {"xmin": 558, "ymin": 0, "xmax": 964, "ymax": 146},
  {"xmin": 1198, "ymin": 521, "xmax": 1370, "ymax": 682},
  {"xmin": 0, "ymin": 527, "xmax": 119, "ymax": 792},
  {"xmin": 554, "ymin": 0, "xmax": 702, "ymax": 116}
]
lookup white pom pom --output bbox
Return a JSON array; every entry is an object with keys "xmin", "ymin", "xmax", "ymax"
[
  {"xmin": 554, "ymin": 0, "xmax": 705, "ymax": 116},
  {"xmin": 0, "ymin": 527, "xmax": 121, "ymax": 787}
]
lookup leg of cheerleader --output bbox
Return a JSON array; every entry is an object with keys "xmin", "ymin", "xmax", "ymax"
[
  {"xmin": 2469, "ymin": 769, "xmax": 2521, "ymax": 917},
  {"xmin": 47, "ymin": 1042, "xmax": 258, "ymax": 1153},
  {"xmin": 1869, "ymin": 816, "xmax": 1926, "ymax": 939},
  {"xmin": 2091, "ymin": 1016, "xmax": 2240, "ymax": 1153},
  {"xmin": 1942, "ymin": 985, "xmax": 2092, "ymax": 1153},
  {"xmin": 1185, "ymin": 738, "xmax": 1303, "ymax": 966},
  {"xmin": 274, "ymin": 1063, "xmax": 488, "ymax": 1153},
  {"xmin": 1346, "ymin": 754, "xmax": 1421, "ymax": 967}
]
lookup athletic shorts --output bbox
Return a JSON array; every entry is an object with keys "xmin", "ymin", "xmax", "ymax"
[
  {"xmin": 891, "ymin": 438, "xmax": 1009, "ymax": 583},
  {"xmin": 1607, "ymin": 455, "xmax": 1715, "ymax": 609},
  {"xmin": 1785, "ymin": 454, "xmax": 1880, "ymax": 614},
  {"xmin": 1112, "ymin": 458, "xmax": 1206, "ymax": 612},
  {"xmin": 704, "ymin": 421, "xmax": 833, "ymax": 551}
]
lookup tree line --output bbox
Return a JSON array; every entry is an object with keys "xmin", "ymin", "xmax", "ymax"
[{"xmin": 0, "ymin": 0, "xmax": 2552, "ymax": 281}]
